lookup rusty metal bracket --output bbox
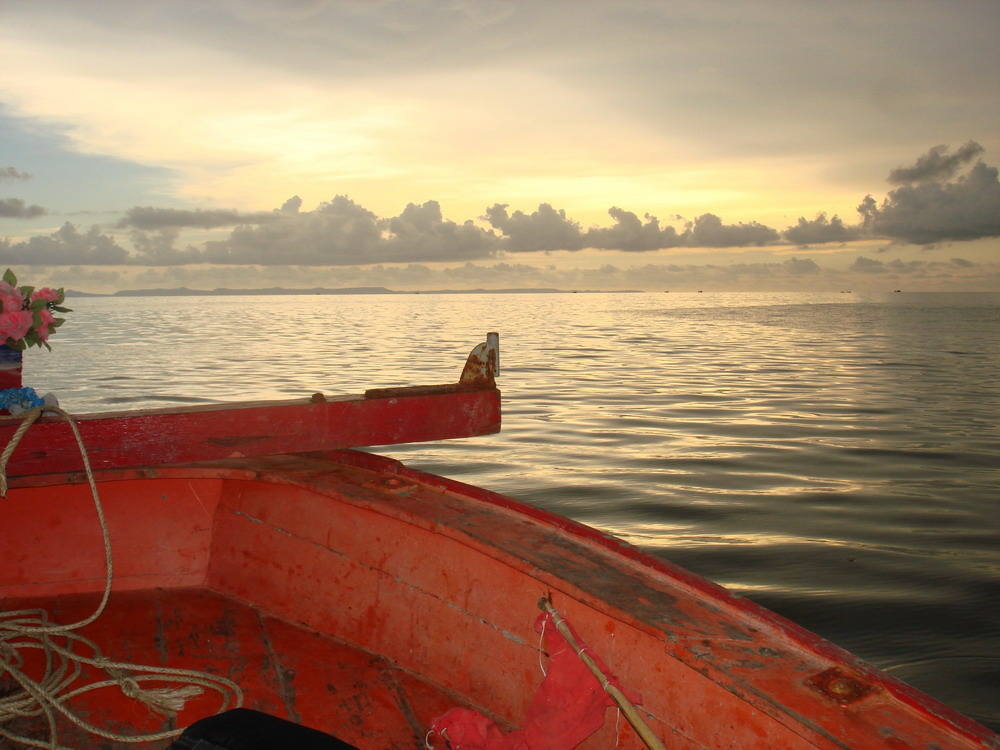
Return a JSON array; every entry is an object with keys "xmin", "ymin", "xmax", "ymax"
[
  {"xmin": 365, "ymin": 334, "xmax": 500, "ymax": 399},
  {"xmin": 459, "ymin": 332, "xmax": 499, "ymax": 387}
]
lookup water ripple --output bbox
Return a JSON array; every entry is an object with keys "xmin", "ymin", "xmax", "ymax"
[{"xmin": 32, "ymin": 290, "xmax": 1000, "ymax": 730}]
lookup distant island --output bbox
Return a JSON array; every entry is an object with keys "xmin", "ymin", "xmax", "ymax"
[{"xmin": 65, "ymin": 286, "xmax": 642, "ymax": 297}]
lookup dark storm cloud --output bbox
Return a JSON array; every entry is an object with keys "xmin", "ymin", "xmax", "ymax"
[
  {"xmin": 783, "ymin": 213, "xmax": 861, "ymax": 246},
  {"xmin": 887, "ymin": 141, "xmax": 985, "ymax": 185},
  {"xmin": 0, "ymin": 222, "xmax": 129, "ymax": 264},
  {"xmin": 0, "ymin": 197, "xmax": 47, "ymax": 219},
  {"xmin": 117, "ymin": 206, "xmax": 288, "ymax": 229}
]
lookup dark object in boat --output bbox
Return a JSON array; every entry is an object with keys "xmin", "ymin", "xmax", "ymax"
[{"xmin": 167, "ymin": 709, "xmax": 359, "ymax": 750}]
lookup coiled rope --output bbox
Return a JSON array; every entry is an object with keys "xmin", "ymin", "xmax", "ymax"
[{"xmin": 0, "ymin": 405, "xmax": 242, "ymax": 749}]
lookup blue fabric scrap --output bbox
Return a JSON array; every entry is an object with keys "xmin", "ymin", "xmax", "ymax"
[{"xmin": 0, "ymin": 387, "xmax": 45, "ymax": 414}]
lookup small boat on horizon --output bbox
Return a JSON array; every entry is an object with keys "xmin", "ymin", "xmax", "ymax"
[{"xmin": 1, "ymin": 334, "xmax": 996, "ymax": 749}]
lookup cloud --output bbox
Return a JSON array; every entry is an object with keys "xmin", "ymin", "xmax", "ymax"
[
  {"xmin": 584, "ymin": 207, "xmax": 681, "ymax": 251},
  {"xmin": 383, "ymin": 201, "xmax": 501, "ymax": 262},
  {"xmin": 887, "ymin": 141, "xmax": 985, "ymax": 184},
  {"xmin": 850, "ymin": 256, "xmax": 888, "ymax": 274},
  {"xmin": 129, "ymin": 229, "xmax": 204, "ymax": 264},
  {"xmin": 29, "ymin": 248, "xmax": 997, "ymax": 295},
  {"xmin": 884, "ymin": 259, "xmax": 929, "ymax": 275},
  {"xmin": 202, "ymin": 195, "xmax": 382, "ymax": 265},
  {"xmin": 483, "ymin": 204, "xmax": 779, "ymax": 252},
  {"xmin": 0, "ymin": 197, "xmax": 47, "ymax": 219},
  {"xmin": 483, "ymin": 203, "xmax": 585, "ymax": 252},
  {"xmin": 843, "ymin": 256, "xmax": 978, "ymax": 280},
  {"xmin": 783, "ymin": 213, "xmax": 862, "ymax": 246},
  {"xmin": 0, "ymin": 198, "xmax": 809, "ymax": 263},
  {"xmin": 859, "ymin": 160, "xmax": 1000, "ymax": 244},
  {"xmin": 783, "ymin": 256, "xmax": 822, "ymax": 275},
  {"xmin": 117, "ymin": 206, "xmax": 288, "ymax": 229},
  {"xmin": 200, "ymin": 196, "xmax": 501, "ymax": 265},
  {"xmin": 0, "ymin": 222, "xmax": 129, "ymax": 264},
  {"xmin": 685, "ymin": 213, "xmax": 780, "ymax": 247},
  {"xmin": 5, "ymin": 141, "xmax": 1000, "ymax": 271},
  {"xmin": 768, "ymin": 145, "xmax": 1000, "ymax": 248},
  {"xmin": 0, "ymin": 167, "xmax": 45, "ymax": 218},
  {"xmin": 0, "ymin": 167, "xmax": 33, "ymax": 181}
]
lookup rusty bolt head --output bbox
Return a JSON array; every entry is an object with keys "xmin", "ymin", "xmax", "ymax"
[{"xmin": 805, "ymin": 667, "xmax": 877, "ymax": 705}]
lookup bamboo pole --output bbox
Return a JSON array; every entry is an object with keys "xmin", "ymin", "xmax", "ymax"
[{"xmin": 537, "ymin": 598, "xmax": 667, "ymax": 750}]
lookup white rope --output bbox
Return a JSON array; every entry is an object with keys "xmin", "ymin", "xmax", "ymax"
[
  {"xmin": 537, "ymin": 614, "xmax": 548, "ymax": 676},
  {"xmin": 0, "ymin": 404, "xmax": 243, "ymax": 748}
]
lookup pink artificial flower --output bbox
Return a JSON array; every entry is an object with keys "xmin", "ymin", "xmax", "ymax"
[
  {"xmin": 35, "ymin": 307, "xmax": 56, "ymax": 341},
  {"xmin": 31, "ymin": 288, "xmax": 61, "ymax": 304},
  {"xmin": 34, "ymin": 308, "xmax": 56, "ymax": 341},
  {"xmin": 0, "ymin": 310, "xmax": 33, "ymax": 342},
  {"xmin": 0, "ymin": 282, "xmax": 25, "ymax": 314}
]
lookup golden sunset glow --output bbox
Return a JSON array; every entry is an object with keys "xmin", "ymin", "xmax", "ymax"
[{"xmin": 2, "ymin": 1, "xmax": 999, "ymax": 292}]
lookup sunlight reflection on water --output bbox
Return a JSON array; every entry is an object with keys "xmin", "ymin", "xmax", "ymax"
[{"xmin": 30, "ymin": 290, "xmax": 1000, "ymax": 730}]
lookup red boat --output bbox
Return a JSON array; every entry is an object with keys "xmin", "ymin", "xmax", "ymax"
[{"xmin": 0, "ymin": 335, "xmax": 997, "ymax": 749}]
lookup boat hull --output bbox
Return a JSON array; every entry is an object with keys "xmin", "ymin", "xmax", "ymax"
[{"xmin": 2, "ymin": 450, "xmax": 997, "ymax": 749}]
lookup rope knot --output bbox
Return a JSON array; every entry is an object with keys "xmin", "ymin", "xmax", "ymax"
[
  {"xmin": 0, "ymin": 638, "xmax": 20, "ymax": 667},
  {"xmin": 118, "ymin": 676, "xmax": 205, "ymax": 716}
]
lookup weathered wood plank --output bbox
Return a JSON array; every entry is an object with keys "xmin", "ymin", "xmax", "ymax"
[{"xmin": 0, "ymin": 385, "xmax": 500, "ymax": 477}]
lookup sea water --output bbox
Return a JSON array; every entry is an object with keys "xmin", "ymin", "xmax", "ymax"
[{"xmin": 28, "ymin": 291, "xmax": 1000, "ymax": 730}]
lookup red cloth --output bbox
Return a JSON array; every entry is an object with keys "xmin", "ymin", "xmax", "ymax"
[{"xmin": 429, "ymin": 612, "xmax": 641, "ymax": 750}]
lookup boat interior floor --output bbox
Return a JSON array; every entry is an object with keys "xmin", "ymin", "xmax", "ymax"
[{"xmin": 1, "ymin": 586, "xmax": 474, "ymax": 749}]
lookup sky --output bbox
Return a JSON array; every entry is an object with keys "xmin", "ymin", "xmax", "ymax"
[{"xmin": 1, "ymin": 0, "xmax": 999, "ymax": 293}]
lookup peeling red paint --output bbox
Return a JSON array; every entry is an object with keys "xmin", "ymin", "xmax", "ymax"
[{"xmin": 4, "ymin": 455, "xmax": 996, "ymax": 749}]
